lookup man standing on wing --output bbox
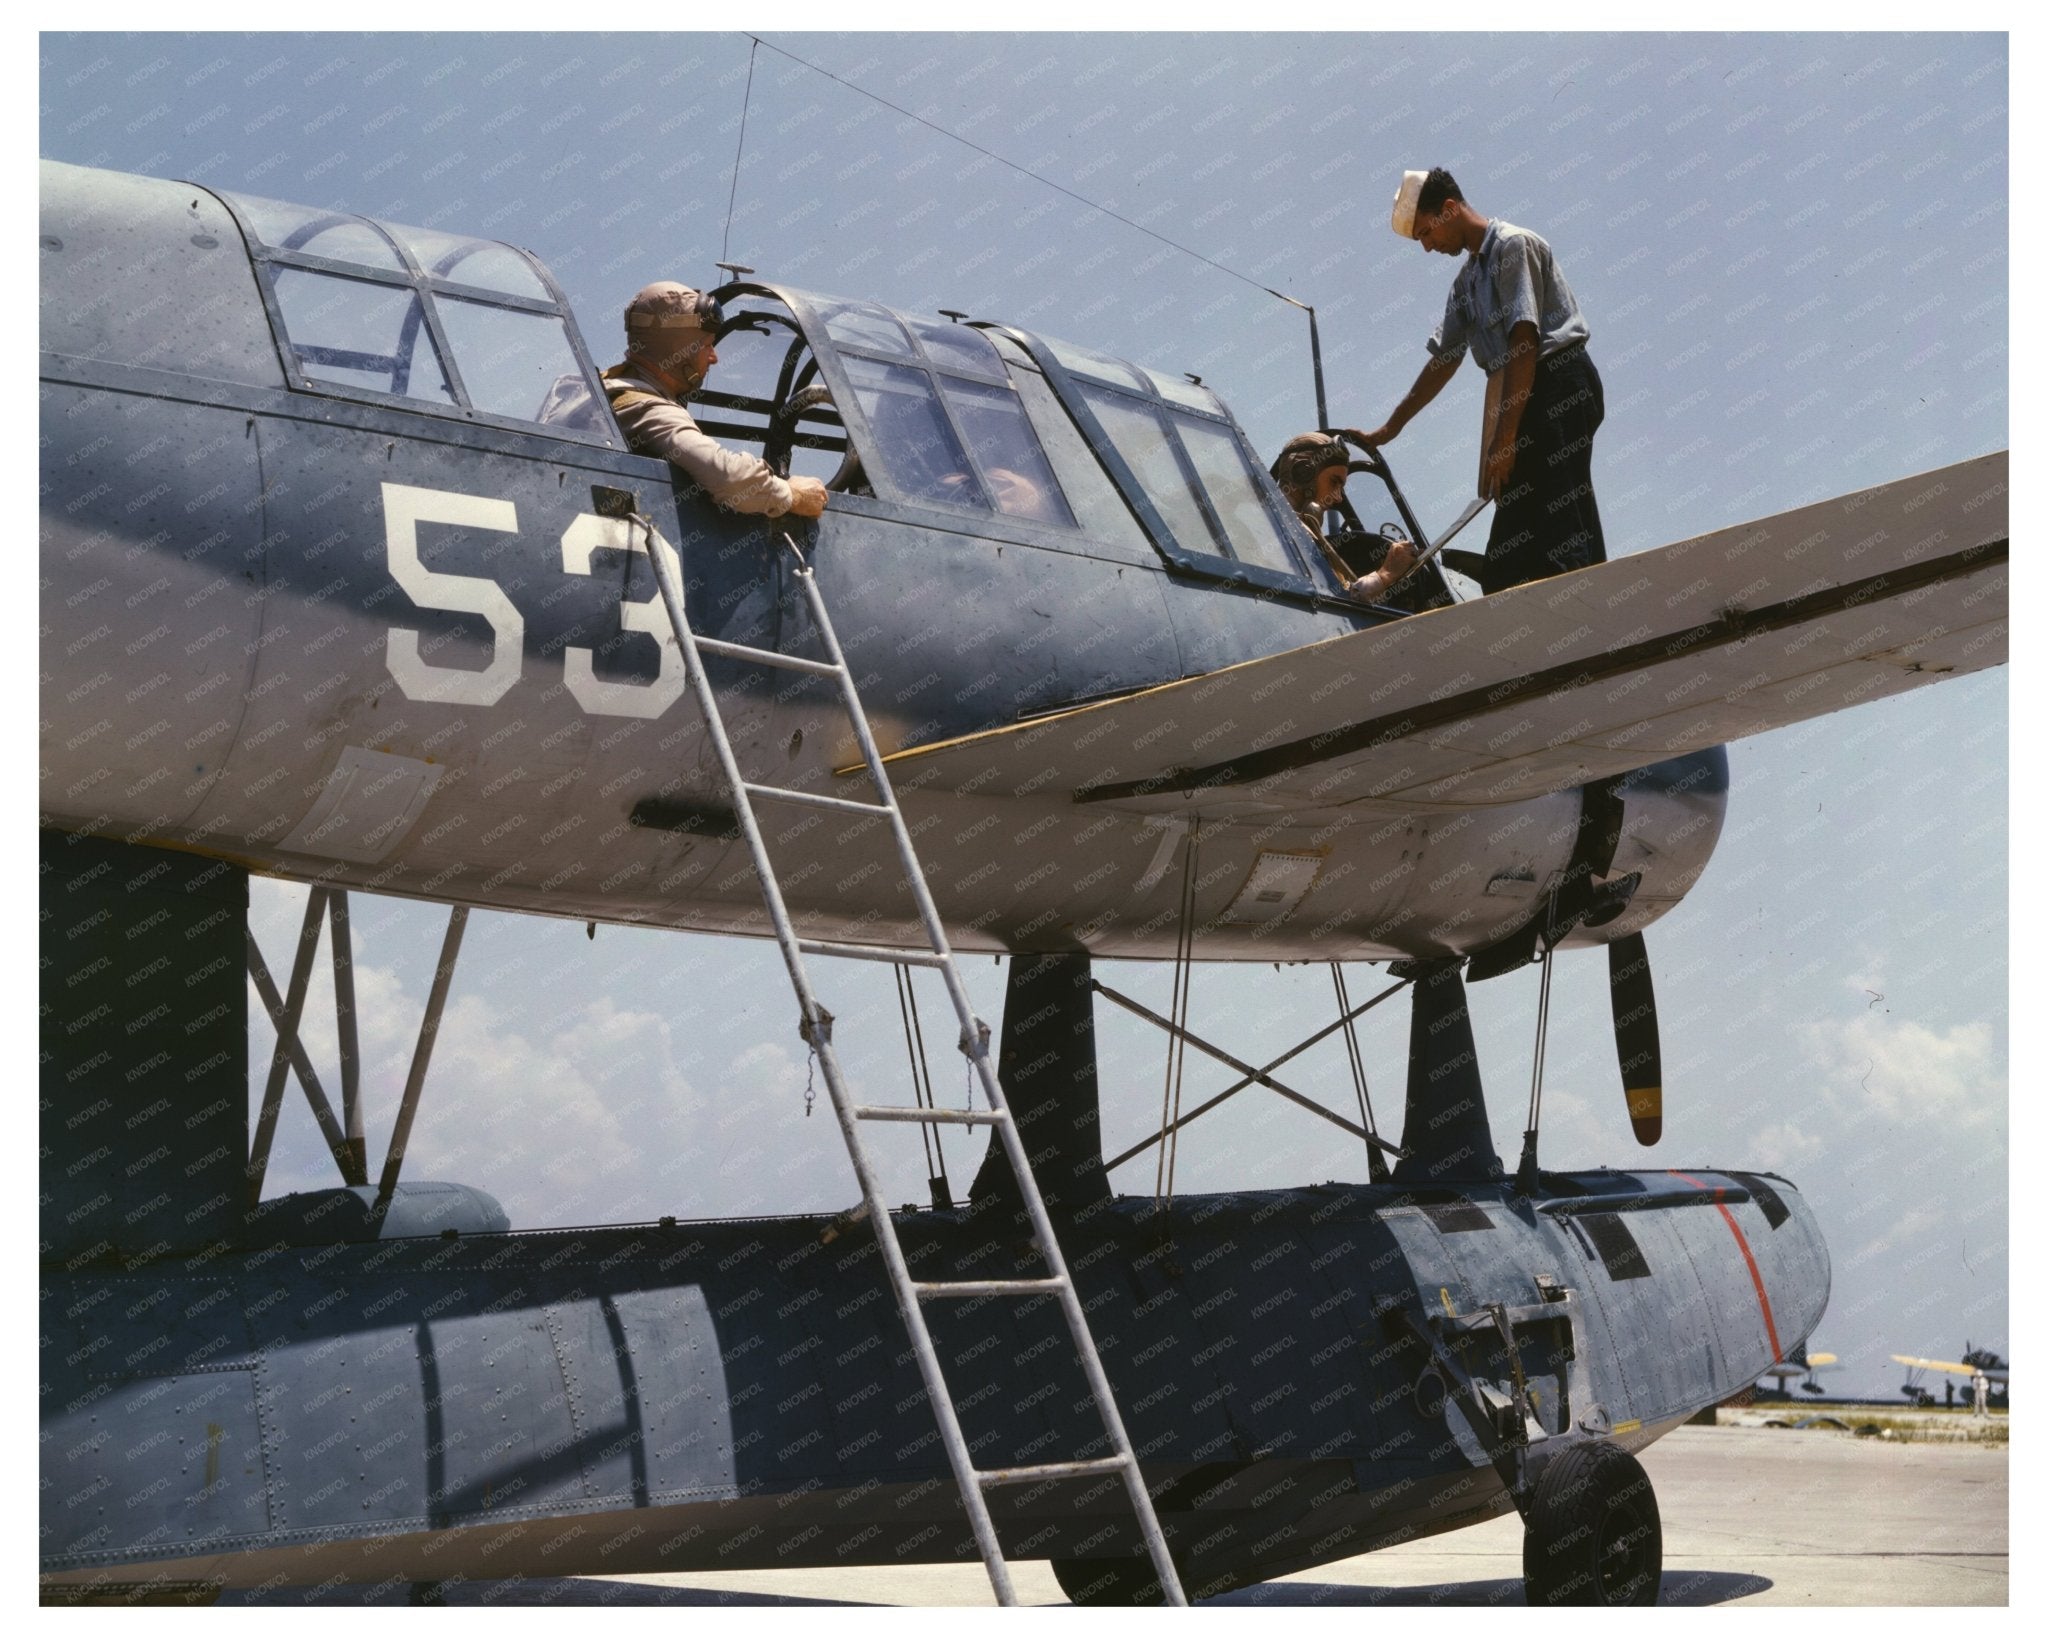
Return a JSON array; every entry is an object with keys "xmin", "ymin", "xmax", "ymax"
[{"xmin": 1351, "ymin": 168, "xmax": 1605, "ymax": 595}]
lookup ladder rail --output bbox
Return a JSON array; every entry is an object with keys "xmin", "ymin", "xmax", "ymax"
[
  {"xmin": 637, "ymin": 514, "xmax": 1021, "ymax": 1604},
  {"xmin": 790, "ymin": 555, "xmax": 1185, "ymax": 1605},
  {"xmin": 638, "ymin": 513, "xmax": 1184, "ymax": 1607}
]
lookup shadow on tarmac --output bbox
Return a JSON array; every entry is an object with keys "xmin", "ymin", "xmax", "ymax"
[
  {"xmin": 224, "ymin": 1581, "xmax": 854, "ymax": 1607},
  {"xmin": 224, "ymin": 1569, "xmax": 1773, "ymax": 1606},
  {"xmin": 1206, "ymin": 1569, "xmax": 1772, "ymax": 1607}
]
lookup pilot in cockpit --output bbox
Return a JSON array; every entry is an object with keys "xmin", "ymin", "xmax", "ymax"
[
  {"xmin": 601, "ymin": 281, "xmax": 829, "ymax": 521},
  {"xmin": 1270, "ymin": 433, "xmax": 1418, "ymax": 604}
]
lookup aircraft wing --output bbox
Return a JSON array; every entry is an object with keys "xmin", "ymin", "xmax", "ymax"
[
  {"xmin": 873, "ymin": 453, "xmax": 2006, "ymax": 816},
  {"xmin": 1892, "ymin": 1354, "xmax": 2009, "ymax": 1382}
]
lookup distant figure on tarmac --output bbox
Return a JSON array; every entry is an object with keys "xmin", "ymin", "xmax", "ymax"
[{"xmin": 1351, "ymin": 167, "xmax": 1606, "ymax": 596}]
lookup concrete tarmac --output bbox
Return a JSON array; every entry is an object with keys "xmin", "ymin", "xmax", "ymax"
[{"xmin": 220, "ymin": 1423, "xmax": 2008, "ymax": 1606}]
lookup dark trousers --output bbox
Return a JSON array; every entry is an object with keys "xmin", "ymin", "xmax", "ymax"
[{"xmin": 1482, "ymin": 346, "xmax": 1606, "ymax": 595}]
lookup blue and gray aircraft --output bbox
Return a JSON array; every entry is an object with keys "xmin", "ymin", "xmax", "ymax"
[{"xmin": 38, "ymin": 158, "xmax": 2007, "ymax": 1606}]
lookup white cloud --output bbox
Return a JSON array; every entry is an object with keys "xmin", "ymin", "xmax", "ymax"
[
  {"xmin": 1805, "ymin": 1010, "xmax": 2004, "ymax": 1129},
  {"xmin": 1748, "ymin": 1120, "xmax": 1825, "ymax": 1172},
  {"xmin": 247, "ymin": 905, "xmax": 707, "ymax": 1228}
]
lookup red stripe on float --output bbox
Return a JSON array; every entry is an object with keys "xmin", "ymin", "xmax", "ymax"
[{"xmin": 1671, "ymin": 1169, "xmax": 1783, "ymax": 1362}]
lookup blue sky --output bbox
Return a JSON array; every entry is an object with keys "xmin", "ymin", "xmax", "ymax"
[{"xmin": 39, "ymin": 29, "xmax": 2008, "ymax": 1400}]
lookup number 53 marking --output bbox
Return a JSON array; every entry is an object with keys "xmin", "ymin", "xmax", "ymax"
[{"xmin": 381, "ymin": 481, "xmax": 685, "ymax": 719}]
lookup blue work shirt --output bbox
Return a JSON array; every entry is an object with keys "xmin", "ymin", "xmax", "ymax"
[{"xmin": 1428, "ymin": 219, "xmax": 1590, "ymax": 375}]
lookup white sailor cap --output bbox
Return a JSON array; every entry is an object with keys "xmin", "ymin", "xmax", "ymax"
[{"xmin": 1391, "ymin": 169, "xmax": 1428, "ymax": 238}]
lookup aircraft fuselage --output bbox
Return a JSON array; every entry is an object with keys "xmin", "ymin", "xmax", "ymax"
[{"xmin": 38, "ymin": 159, "xmax": 1725, "ymax": 962}]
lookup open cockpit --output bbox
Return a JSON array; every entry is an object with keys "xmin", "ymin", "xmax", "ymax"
[{"xmin": 696, "ymin": 283, "xmax": 1448, "ymax": 610}]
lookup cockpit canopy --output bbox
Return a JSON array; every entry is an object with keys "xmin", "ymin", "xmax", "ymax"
[
  {"xmin": 701, "ymin": 284, "xmax": 1339, "ymax": 597},
  {"xmin": 216, "ymin": 187, "xmax": 617, "ymax": 445},
  {"xmin": 191, "ymin": 173, "xmax": 1345, "ymax": 599}
]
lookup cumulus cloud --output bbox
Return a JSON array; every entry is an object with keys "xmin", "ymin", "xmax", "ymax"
[
  {"xmin": 1748, "ymin": 1120, "xmax": 1825, "ymax": 1172},
  {"xmin": 247, "ymin": 882, "xmax": 707, "ymax": 1228},
  {"xmin": 1806, "ymin": 1009, "xmax": 2004, "ymax": 1130}
]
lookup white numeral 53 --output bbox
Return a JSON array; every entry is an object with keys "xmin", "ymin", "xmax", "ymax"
[{"xmin": 380, "ymin": 482, "xmax": 684, "ymax": 718}]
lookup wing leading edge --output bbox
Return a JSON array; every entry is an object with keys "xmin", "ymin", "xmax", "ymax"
[
  {"xmin": 1891, "ymin": 1354, "xmax": 2010, "ymax": 1382},
  {"xmin": 872, "ymin": 453, "xmax": 2007, "ymax": 816}
]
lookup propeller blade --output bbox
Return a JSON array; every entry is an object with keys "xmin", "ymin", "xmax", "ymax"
[{"xmin": 1608, "ymin": 931, "xmax": 1662, "ymax": 1144}]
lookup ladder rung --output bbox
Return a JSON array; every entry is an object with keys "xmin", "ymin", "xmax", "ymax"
[
  {"xmin": 743, "ymin": 782, "xmax": 892, "ymax": 817},
  {"xmin": 853, "ymin": 1105, "xmax": 1008, "ymax": 1126},
  {"xmin": 975, "ymin": 1456, "xmax": 1132, "ymax": 1488},
  {"xmin": 913, "ymin": 1278, "xmax": 1067, "ymax": 1300},
  {"xmin": 796, "ymin": 938, "xmax": 946, "ymax": 968},
  {"xmin": 645, "ymin": 520, "xmax": 1182, "ymax": 1609},
  {"xmin": 693, "ymin": 636, "xmax": 843, "ymax": 677}
]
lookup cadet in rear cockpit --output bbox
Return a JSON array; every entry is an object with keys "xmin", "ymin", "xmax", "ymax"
[
  {"xmin": 601, "ymin": 281, "xmax": 829, "ymax": 521},
  {"xmin": 1270, "ymin": 433, "xmax": 1418, "ymax": 604}
]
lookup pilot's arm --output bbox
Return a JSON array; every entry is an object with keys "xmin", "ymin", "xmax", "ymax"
[
  {"xmin": 1347, "ymin": 538, "xmax": 1420, "ymax": 602},
  {"xmin": 611, "ymin": 393, "xmax": 827, "ymax": 519}
]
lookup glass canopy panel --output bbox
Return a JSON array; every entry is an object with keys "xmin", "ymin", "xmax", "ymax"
[
  {"xmin": 1175, "ymin": 415, "xmax": 1304, "ymax": 575},
  {"xmin": 1006, "ymin": 368, "xmax": 1149, "ymax": 550},
  {"xmin": 905, "ymin": 316, "xmax": 1003, "ymax": 377},
  {"xmin": 437, "ymin": 298, "xmax": 589, "ymax": 423},
  {"xmin": 385, "ymin": 222, "xmax": 548, "ymax": 299},
  {"xmin": 272, "ymin": 268, "xmax": 454, "ymax": 403},
  {"xmin": 937, "ymin": 375, "xmax": 1075, "ymax": 528},
  {"xmin": 818, "ymin": 299, "xmax": 915, "ymax": 357},
  {"xmin": 1142, "ymin": 366, "xmax": 1222, "ymax": 414},
  {"xmin": 231, "ymin": 193, "xmax": 405, "ymax": 269},
  {"xmin": 840, "ymin": 354, "xmax": 988, "ymax": 511},
  {"xmin": 1080, "ymin": 386, "xmax": 1222, "ymax": 555},
  {"xmin": 1042, "ymin": 334, "xmax": 1147, "ymax": 391}
]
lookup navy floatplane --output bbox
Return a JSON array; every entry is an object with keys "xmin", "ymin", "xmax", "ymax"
[
  {"xmin": 1754, "ymin": 1346, "xmax": 1839, "ymax": 1400},
  {"xmin": 39, "ymin": 158, "xmax": 2006, "ymax": 1606},
  {"xmin": 1892, "ymin": 1348, "xmax": 2009, "ymax": 1413}
]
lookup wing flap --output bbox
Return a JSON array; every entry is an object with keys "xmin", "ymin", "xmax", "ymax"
[{"xmin": 875, "ymin": 453, "xmax": 2007, "ymax": 816}]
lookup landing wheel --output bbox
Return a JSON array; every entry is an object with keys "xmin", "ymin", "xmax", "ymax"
[
  {"xmin": 1051, "ymin": 1554, "xmax": 1182, "ymax": 1606},
  {"xmin": 1521, "ymin": 1440, "xmax": 1662, "ymax": 1606}
]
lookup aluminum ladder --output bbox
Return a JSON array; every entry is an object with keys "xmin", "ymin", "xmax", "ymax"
[{"xmin": 607, "ymin": 491, "xmax": 1185, "ymax": 1608}]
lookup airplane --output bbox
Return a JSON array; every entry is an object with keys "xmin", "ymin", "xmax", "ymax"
[
  {"xmin": 1755, "ymin": 1347, "xmax": 1839, "ymax": 1399},
  {"xmin": 1891, "ymin": 1348, "xmax": 2009, "ymax": 1412},
  {"xmin": 39, "ymin": 157, "xmax": 2006, "ymax": 1606}
]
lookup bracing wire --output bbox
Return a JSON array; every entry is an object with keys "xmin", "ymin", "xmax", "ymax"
[
  {"xmin": 894, "ymin": 966, "xmax": 942, "ymax": 1189},
  {"xmin": 721, "ymin": 37, "xmax": 759, "ymax": 268},
  {"xmin": 743, "ymin": 34, "xmax": 1308, "ymax": 312},
  {"xmin": 1525, "ymin": 943, "xmax": 1556, "ymax": 1139},
  {"xmin": 1331, "ymin": 963, "xmax": 1388, "ymax": 1183},
  {"xmin": 1155, "ymin": 819, "xmax": 1200, "ymax": 1209}
]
